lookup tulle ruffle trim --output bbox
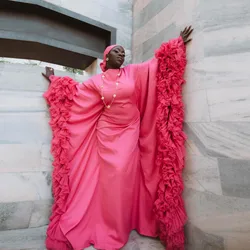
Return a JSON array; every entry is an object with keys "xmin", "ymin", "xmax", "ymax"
[
  {"xmin": 154, "ymin": 37, "xmax": 187, "ymax": 250},
  {"xmin": 43, "ymin": 76, "xmax": 77, "ymax": 250}
]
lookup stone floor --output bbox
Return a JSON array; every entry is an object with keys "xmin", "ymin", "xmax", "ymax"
[{"xmin": 0, "ymin": 226, "xmax": 165, "ymax": 250}]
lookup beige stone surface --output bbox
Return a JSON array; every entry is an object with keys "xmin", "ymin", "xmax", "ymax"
[{"xmin": 0, "ymin": 172, "xmax": 52, "ymax": 203}]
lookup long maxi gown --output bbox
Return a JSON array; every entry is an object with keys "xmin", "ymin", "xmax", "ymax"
[{"xmin": 44, "ymin": 37, "xmax": 187, "ymax": 250}]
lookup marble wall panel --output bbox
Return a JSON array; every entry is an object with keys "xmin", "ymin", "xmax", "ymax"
[
  {"xmin": 185, "ymin": 222, "xmax": 225, "ymax": 250},
  {"xmin": 184, "ymin": 155, "xmax": 222, "ymax": 195},
  {"xmin": 0, "ymin": 90, "xmax": 47, "ymax": 112},
  {"xmin": 29, "ymin": 199, "xmax": 53, "ymax": 228},
  {"xmin": 133, "ymin": 0, "xmax": 173, "ymax": 31},
  {"xmin": 184, "ymin": 52, "xmax": 250, "ymax": 94},
  {"xmin": 218, "ymin": 158, "xmax": 250, "ymax": 199},
  {"xmin": 0, "ymin": 172, "xmax": 52, "ymax": 203},
  {"xmin": 207, "ymin": 87, "xmax": 250, "ymax": 121},
  {"xmin": 0, "ymin": 144, "xmax": 41, "ymax": 173},
  {"xmin": 133, "ymin": 0, "xmax": 178, "ymax": 48},
  {"xmin": 0, "ymin": 201, "xmax": 34, "ymax": 230},
  {"xmin": 183, "ymin": 90, "xmax": 210, "ymax": 122},
  {"xmin": 0, "ymin": 112, "xmax": 51, "ymax": 144},
  {"xmin": 185, "ymin": 122, "xmax": 250, "ymax": 160},
  {"xmin": 133, "ymin": 0, "xmax": 152, "ymax": 15},
  {"xmin": 184, "ymin": 188, "xmax": 250, "ymax": 221}
]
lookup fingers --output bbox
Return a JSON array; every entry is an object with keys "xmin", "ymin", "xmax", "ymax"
[
  {"xmin": 45, "ymin": 66, "xmax": 54, "ymax": 74},
  {"xmin": 181, "ymin": 25, "xmax": 193, "ymax": 39},
  {"xmin": 183, "ymin": 26, "xmax": 192, "ymax": 34},
  {"xmin": 184, "ymin": 38, "xmax": 192, "ymax": 45},
  {"xmin": 183, "ymin": 26, "xmax": 191, "ymax": 33},
  {"xmin": 42, "ymin": 66, "xmax": 54, "ymax": 83},
  {"xmin": 187, "ymin": 28, "xmax": 194, "ymax": 37},
  {"xmin": 186, "ymin": 26, "xmax": 192, "ymax": 33},
  {"xmin": 181, "ymin": 26, "xmax": 188, "ymax": 35},
  {"xmin": 42, "ymin": 73, "xmax": 49, "ymax": 80},
  {"xmin": 181, "ymin": 25, "xmax": 193, "ymax": 44}
]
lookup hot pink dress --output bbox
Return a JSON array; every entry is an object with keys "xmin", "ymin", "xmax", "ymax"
[{"xmin": 44, "ymin": 37, "xmax": 187, "ymax": 250}]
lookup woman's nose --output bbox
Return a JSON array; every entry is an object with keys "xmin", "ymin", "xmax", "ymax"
[{"xmin": 119, "ymin": 52, "xmax": 125, "ymax": 57}]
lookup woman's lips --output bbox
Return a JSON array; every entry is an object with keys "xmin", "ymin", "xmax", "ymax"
[{"xmin": 117, "ymin": 57, "xmax": 124, "ymax": 63}]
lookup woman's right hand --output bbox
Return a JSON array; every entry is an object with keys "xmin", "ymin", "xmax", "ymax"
[{"xmin": 42, "ymin": 66, "xmax": 55, "ymax": 82}]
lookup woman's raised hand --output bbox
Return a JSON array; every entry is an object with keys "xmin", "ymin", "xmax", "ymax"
[
  {"xmin": 42, "ymin": 66, "xmax": 55, "ymax": 82},
  {"xmin": 180, "ymin": 26, "xmax": 193, "ymax": 45}
]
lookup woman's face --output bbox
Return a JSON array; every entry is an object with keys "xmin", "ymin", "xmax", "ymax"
[{"xmin": 106, "ymin": 46, "xmax": 125, "ymax": 70}]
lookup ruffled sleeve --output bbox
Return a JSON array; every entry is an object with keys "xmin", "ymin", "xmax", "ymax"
[
  {"xmin": 43, "ymin": 75, "xmax": 103, "ymax": 250},
  {"xmin": 134, "ymin": 36, "xmax": 187, "ymax": 250}
]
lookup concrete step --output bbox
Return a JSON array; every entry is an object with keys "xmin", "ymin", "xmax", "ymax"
[
  {"xmin": 0, "ymin": 227, "xmax": 164, "ymax": 250},
  {"xmin": 0, "ymin": 226, "xmax": 46, "ymax": 250}
]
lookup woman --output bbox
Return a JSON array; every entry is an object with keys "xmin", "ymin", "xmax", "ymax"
[{"xmin": 43, "ymin": 26, "xmax": 193, "ymax": 250}]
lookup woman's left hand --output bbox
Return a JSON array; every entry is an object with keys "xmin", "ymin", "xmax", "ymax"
[{"xmin": 180, "ymin": 26, "xmax": 193, "ymax": 45}]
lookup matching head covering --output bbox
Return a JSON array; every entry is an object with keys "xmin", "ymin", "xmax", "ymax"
[{"xmin": 100, "ymin": 45, "xmax": 117, "ymax": 72}]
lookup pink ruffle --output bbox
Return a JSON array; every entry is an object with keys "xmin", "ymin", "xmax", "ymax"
[
  {"xmin": 43, "ymin": 76, "xmax": 78, "ymax": 250},
  {"xmin": 154, "ymin": 37, "xmax": 187, "ymax": 249}
]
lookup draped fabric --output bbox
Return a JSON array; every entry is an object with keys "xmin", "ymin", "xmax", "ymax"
[{"xmin": 43, "ymin": 37, "xmax": 187, "ymax": 250}]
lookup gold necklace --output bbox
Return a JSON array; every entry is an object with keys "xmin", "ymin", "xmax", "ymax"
[{"xmin": 100, "ymin": 70, "xmax": 121, "ymax": 109}]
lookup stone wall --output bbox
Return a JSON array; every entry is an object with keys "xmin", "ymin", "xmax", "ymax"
[
  {"xmin": 0, "ymin": 63, "xmax": 88, "ymax": 232},
  {"xmin": 133, "ymin": 0, "xmax": 250, "ymax": 249}
]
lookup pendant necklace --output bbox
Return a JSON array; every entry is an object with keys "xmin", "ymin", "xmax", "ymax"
[{"xmin": 100, "ymin": 70, "xmax": 121, "ymax": 109}]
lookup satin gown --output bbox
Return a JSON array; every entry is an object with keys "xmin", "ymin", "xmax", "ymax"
[
  {"xmin": 44, "ymin": 37, "xmax": 187, "ymax": 250},
  {"xmin": 46, "ymin": 60, "xmax": 160, "ymax": 250}
]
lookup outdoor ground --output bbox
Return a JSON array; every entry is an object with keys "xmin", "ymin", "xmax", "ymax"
[{"xmin": 0, "ymin": 227, "xmax": 165, "ymax": 250}]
